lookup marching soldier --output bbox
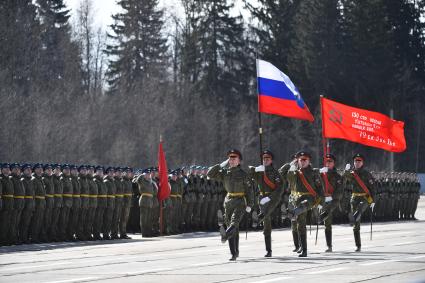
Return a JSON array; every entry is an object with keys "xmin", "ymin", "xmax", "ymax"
[
  {"xmin": 135, "ymin": 168, "xmax": 155, "ymax": 237},
  {"xmin": 103, "ymin": 167, "xmax": 116, "ymax": 240},
  {"xmin": 93, "ymin": 166, "xmax": 107, "ymax": 240},
  {"xmin": 120, "ymin": 167, "xmax": 133, "ymax": 239},
  {"xmin": 51, "ymin": 164, "xmax": 63, "ymax": 241},
  {"xmin": 207, "ymin": 149, "xmax": 254, "ymax": 261},
  {"xmin": 317, "ymin": 154, "xmax": 343, "ymax": 252},
  {"xmin": 60, "ymin": 164, "xmax": 73, "ymax": 241},
  {"xmin": 42, "ymin": 164, "xmax": 55, "ymax": 242},
  {"xmin": 10, "ymin": 163, "xmax": 25, "ymax": 245},
  {"xmin": 249, "ymin": 150, "xmax": 283, "ymax": 257},
  {"xmin": 343, "ymin": 153, "xmax": 376, "ymax": 252},
  {"xmin": 282, "ymin": 151, "xmax": 323, "ymax": 257},
  {"xmin": 20, "ymin": 164, "xmax": 34, "ymax": 244},
  {"xmin": 31, "ymin": 163, "xmax": 46, "ymax": 243}
]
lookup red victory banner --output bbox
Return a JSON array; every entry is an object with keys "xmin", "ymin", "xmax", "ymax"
[
  {"xmin": 157, "ymin": 140, "xmax": 170, "ymax": 201},
  {"xmin": 321, "ymin": 97, "xmax": 406, "ymax": 152}
]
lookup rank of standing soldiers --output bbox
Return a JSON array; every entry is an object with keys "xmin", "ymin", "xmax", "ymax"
[{"xmin": 0, "ymin": 157, "xmax": 421, "ymax": 249}]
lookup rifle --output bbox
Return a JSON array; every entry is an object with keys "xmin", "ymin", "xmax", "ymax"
[{"xmin": 370, "ymin": 205, "xmax": 373, "ymax": 240}]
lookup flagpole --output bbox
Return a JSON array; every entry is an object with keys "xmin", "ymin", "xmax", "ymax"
[
  {"xmin": 320, "ymin": 95, "xmax": 328, "ymax": 166},
  {"xmin": 159, "ymin": 135, "xmax": 164, "ymax": 236},
  {"xmin": 256, "ymin": 58, "xmax": 263, "ymax": 163}
]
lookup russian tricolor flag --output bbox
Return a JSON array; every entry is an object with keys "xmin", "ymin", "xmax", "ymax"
[{"xmin": 257, "ymin": 59, "xmax": 314, "ymax": 122}]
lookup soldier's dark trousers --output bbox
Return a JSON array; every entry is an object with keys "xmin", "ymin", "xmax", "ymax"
[
  {"xmin": 140, "ymin": 206, "xmax": 152, "ymax": 237},
  {"xmin": 41, "ymin": 208, "xmax": 52, "ymax": 241},
  {"xmin": 119, "ymin": 205, "xmax": 131, "ymax": 237},
  {"xmin": 19, "ymin": 208, "xmax": 33, "ymax": 243},
  {"xmin": 354, "ymin": 230, "xmax": 361, "ymax": 249},
  {"xmin": 292, "ymin": 231, "xmax": 300, "ymax": 251},
  {"xmin": 111, "ymin": 202, "xmax": 122, "ymax": 237},
  {"xmin": 11, "ymin": 208, "xmax": 23, "ymax": 243},
  {"xmin": 50, "ymin": 207, "xmax": 61, "ymax": 240},
  {"xmin": 0, "ymin": 210, "xmax": 12, "ymax": 244},
  {"xmin": 86, "ymin": 207, "xmax": 96, "ymax": 238},
  {"xmin": 324, "ymin": 212, "xmax": 333, "ymax": 248},
  {"xmin": 265, "ymin": 235, "xmax": 272, "ymax": 254},
  {"xmin": 103, "ymin": 207, "xmax": 114, "ymax": 238},
  {"xmin": 31, "ymin": 207, "xmax": 44, "ymax": 242},
  {"xmin": 68, "ymin": 208, "xmax": 80, "ymax": 239},
  {"xmin": 59, "ymin": 207, "xmax": 71, "ymax": 240},
  {"xmin": 94, "ymin": 207, "xmax": 105, "ymax": 238},
  {"xmin": 78, "ymin": 208, "xmax": 88, "ymax": 239}
]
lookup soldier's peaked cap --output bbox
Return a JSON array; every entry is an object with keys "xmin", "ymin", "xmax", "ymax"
[
  {"xmin": 32, "ymin": 163, "xmax": 43, "ymax": 170},
  {"xmin": 95, "ymin": 165, "xmax": 104, "ymax": 171},
  {"xmin": 43, "ymin": 164, "xmax": 53, "ymax": 170},
  {"xmin": 262, "ymin": 150, "xmax": 274, "ymax": 159},
  {"xmin": 78, "ymin": 165, "xmax": 87, "ymax": 171},
  {"xmin": 325, "ymin": 153, "xmax": 336, "ymax": 162},
  {"xmin": 1, "ymin": 163, "xmax": 10, "ymax": 169},
  {"xmin": 105, "ymin": 167, "xmax": 115, "ymax": 173},
  {"xmin": 296, "ymin": 151, "xmax": 312, "ymax": 158},
  {"xmin": 353, "ymin": 153, "xmax": 365, "ymax": 161},
  {"xmin": 227, "ymin": 149, "xmax": 242, "ymax": 160},
  {"xmin": 61, "ymin": 164, "xmax": 70, "ymax": 170},
  {"xmin": 21, "ymin": 163, "xmax": 32, "ymax": 170},
  {"xmin": 10, "ymin": 163, "xmax": 20, "ymax": 169}
]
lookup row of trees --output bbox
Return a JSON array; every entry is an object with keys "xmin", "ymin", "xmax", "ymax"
[{"xmin": 0, "ymin": 0, "xmax": 424, "ymax": 172}]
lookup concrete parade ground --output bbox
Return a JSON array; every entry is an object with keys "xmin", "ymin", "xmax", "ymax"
[{"xmin": 1, "ymin": 198, "xmax": 425, "ymax": 283}]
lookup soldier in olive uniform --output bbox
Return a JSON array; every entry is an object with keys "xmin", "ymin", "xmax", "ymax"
[
  {"xmin": 317, "ymin": 154, "xmax": 343, "ymax": 252},
  {"xmin": 249, "ymin": 150, "xmax": 283, "ymax": 257},
  {"xmin": 42, "ymin": 164, "xmax": 55, "ymax": 242},
  {"xmin": 343, "ymin": 153, "xmax": 376, "ymax": 252},
  {"xmin": 31, "ymin": 163, "xmax": 46, "ymax": 243},
  {"xmin": 0, "ymin": 163, "xmax": 14, "ymax": 245},
  {"xmin": 10, "ymin": 163, "xmax": 25, "ymax": 245},
  {"xmin": 169, "ymin": 170, "xmax": 183, "ymax": 234},
  {"xmin": 78, "ymin": 165, "xmax": 90, "ymax": 240},
  {"xmin": 86, "ymin": 165, "xmax": 98, "ymax": 240},
  {"xmin": 20, "ymin": 164, "xmax": 34, "ymax": 244},
  {"xmin": 51, "ymin": 164, "xmax": 63, "ymax": 241},
  {"xmin": 69, "ymin": 165, "xmax": 81, "ymax": 241},
  {"xmin": 93, "ymin": 166, "xmax": 107, "ymax": 240},
  {"xmin": 111, "ymin": 167, "xmax": 124, "ymax": 239},
  {"xmin": 281, "ymin": 151, "xmax": 323, "ymax": 257},
  {"xmin": 120, "ymin": 167, "xmax": 133, "ymax": 239},
  {"xmin": 135, "ymin": 168, "xmax": 155, "ymax": 237},
  {"xmin": 59, "ymin": 164, "xmax": 73, "ymax": 241},
  {"xmin": 207, "ymin": 149, "xmax": 254, "ymax": 261},
  {"xmin": 103, "ymin": 167, "xmax": 116, "ymax": 240}
]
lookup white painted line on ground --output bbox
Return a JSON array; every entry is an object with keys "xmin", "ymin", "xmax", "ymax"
[
  {"xmin": 190, "ymin": 261, "xmax": 223, "ymax": 267},
  {"xmin": 392, "ymin": 241, "xmax": 416, "ymax": 246},
  {"xmin": 306, "ymin": 267, "xmax": 346, "ymax": 274},
  {"xmin": 0, "ymin": 261, "xmax": 72, "ymax": 272},
  {"xmin": 360, "ymin": 259, "xmax": 398, "ymax": 266},
  {"xmin": 407, "ymin": 255, "xmax": 425, "ymax": 259},
  {"xmin": 252, "ymin": 277, "xmax": 293, "ymax": 283},
  {"xmin": 44, "ymin": 277, "xmax": 99, "ymax": 283}
]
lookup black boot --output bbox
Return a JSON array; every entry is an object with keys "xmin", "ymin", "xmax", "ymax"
[
  {"xmin": 299, "ymin": 233, "xmax": 307, "ymax": 257},
  {"xmin": 292, "ymin": 231, "xmax": 300, "ymax": 252},
  {"xmin": 354, "ymin": 231, "xmax": 361, "ymax": 252},
  {"xmin": 264, "ymin": 235, "xmax": 272, "ymax": 257},
  {"xmin": 325, "ymin": 229, "xmax": 332, "ymax": 252},
  {"xmin": 228, "ymin": 238, "xmax": 237, "ymax": 261}
]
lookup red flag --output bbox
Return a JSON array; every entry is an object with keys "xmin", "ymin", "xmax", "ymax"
[
  {"xmin": 157, "ymin": 141, "xmax": 170, "ymax": 201},
  {"xmin": 321, "ymin": 97, "xmax": 406, "ymax": 152}
]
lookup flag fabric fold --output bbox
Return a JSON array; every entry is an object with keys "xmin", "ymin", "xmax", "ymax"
[
  {"xmin": 321, "ymin": 97, "xmax": 406, "ymax": 152},
  {"xmin": 157, "ymin": 141, "xmax": 170, "ymax": 201},
  {"xmin": 256, "ymin": 59, "xmax": 314, "ymax": 122}
]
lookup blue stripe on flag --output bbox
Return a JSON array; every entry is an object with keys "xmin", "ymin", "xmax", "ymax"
[{"xmin": 257, "ymin": 77, "xmax": 297, "ymax": 101}]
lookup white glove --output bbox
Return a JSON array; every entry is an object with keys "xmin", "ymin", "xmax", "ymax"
[
  {"xmin": 319, "ymin": 167, "xmax": 328, "ymax": 174},
  {"xmin": 255, "ymin": 165, "xmax": 265, "ymax": 172},
  {"xmin": 260, "ymin": 196, "xmax": 271, "ymax": 205},
  {"xmin": 220, "ymin": 159, "xmax": 229, "ymax": 168},
  {"xmin": 345, "ymin": 163, "xmax": 351, "ymax": 171},
  {"xmin": 317, "ymin": 204, "xmax": 323, "ymax": 210},
  {"xmin": 325, "ymin": 196, "xmax": 332, "ymax": 202},
  {"xmin": 370, "ymin": 203, "xmax": 375, "ymax": 210},
  {"xmin": 245, "ymin": 206, "xmax": 252, "ymax": 213}
]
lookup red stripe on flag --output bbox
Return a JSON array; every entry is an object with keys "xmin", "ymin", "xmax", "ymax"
[
  {"xmin": 258, "ymin": 95, "xmax": 314, "ymax": 122},
  {"xmin": 158, "ymin": 142, "xmax": 170, "ymax": 201}
]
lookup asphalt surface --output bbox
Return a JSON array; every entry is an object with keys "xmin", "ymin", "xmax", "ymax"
[{"xmin": 1, "ymin": 197, "xmax": 425, "ymax": 283}]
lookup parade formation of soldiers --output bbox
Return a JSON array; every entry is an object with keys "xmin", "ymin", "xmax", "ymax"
[{"xmin": 0, "ymin": 153, "xmax": 421, "ymax": 260}]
